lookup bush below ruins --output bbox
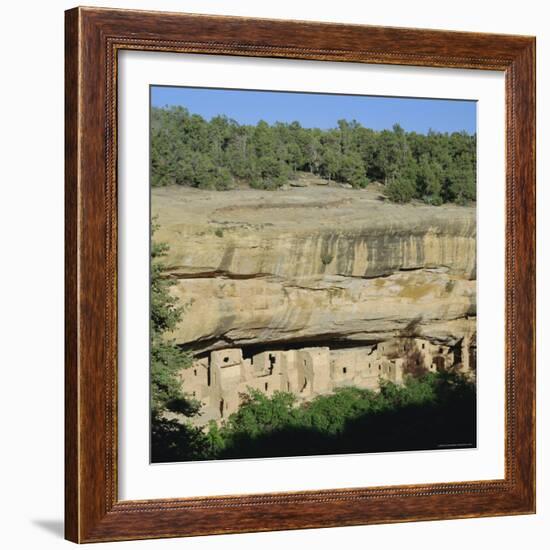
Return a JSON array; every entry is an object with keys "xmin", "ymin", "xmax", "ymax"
[{"xmin": 151, "ymin": 371, "xmax": 476, "ymax": 462}]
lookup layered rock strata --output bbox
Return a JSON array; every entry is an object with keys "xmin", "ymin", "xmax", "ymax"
[{"xmin": 153, "ymin": 185, "xmax": 476, "ymax": 352}]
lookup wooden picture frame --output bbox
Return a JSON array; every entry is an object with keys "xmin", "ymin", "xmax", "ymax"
[{"xmin": 65, "ymin": 6, "xmax": 536, "ymax": 543}]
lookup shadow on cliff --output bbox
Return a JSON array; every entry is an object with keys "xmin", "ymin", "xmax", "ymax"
[{"xmin": 151, "ymin": 372, "xmax": 476, "ymax": 463}]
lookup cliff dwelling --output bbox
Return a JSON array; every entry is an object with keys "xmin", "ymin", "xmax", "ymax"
[{"xmin": 179, "ymin": 335, "xmax": 475, "ymax": 426}]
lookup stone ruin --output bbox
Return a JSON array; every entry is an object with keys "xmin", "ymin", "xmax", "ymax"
[{"xmin": 179, "ymin": 335, "xmax": 474, "ymax": 425}]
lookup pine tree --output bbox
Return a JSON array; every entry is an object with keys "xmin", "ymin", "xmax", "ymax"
[
  {"xmin": 150, "ymin": 224, "xmax": 195, "ymax": 416},
  {"xmin": 150, "ymin": 106, "xmax": 476, "ymax": 204},
  {"xmin": 417, "ymin": 154, "xmax": 443, "ymax": 205},
  {"xmin": 339, "ymin": 152, "xmax": 369, "ymax": 188},
  {"xmin": 446, "ymin": 152, "xmax": 476, "ymax": 204}
]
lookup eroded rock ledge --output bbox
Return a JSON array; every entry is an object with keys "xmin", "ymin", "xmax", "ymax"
[{"xmin": 153, "ymin": 186, "xmax": 476, "ymax": 352}]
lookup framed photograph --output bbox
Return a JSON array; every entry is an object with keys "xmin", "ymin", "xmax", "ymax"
[{"xmin": 65, "ymin": 7, "xmax": 536, "ymax": 543}]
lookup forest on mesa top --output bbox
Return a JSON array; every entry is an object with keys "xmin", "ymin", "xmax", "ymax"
[{"xmin": 151, "ymin": 106, "xmax": 476, "ymax": 205}]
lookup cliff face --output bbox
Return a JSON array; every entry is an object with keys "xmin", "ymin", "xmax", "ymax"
[{"xmin": 153, "ymin": 185, "xmax": 476, "ymax": 352}]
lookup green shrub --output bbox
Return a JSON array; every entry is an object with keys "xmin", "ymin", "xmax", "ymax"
[
  {"xmin": 320, "ymin": 251, "xmax": 334, "ymax": 265},
  {"xmin": 386, "ymin": 177, "xmax": 416, "ymax": 203}
]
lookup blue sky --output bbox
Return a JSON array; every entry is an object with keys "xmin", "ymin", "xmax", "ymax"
[{"xmin": 151, "ymin": 86, "xmax": 476, "ymax": 135}]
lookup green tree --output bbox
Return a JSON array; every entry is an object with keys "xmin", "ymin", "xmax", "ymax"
[
  {"xmin": 150, "ymin": 224, "xmax": 212, "ymax": 462},
  {"xmin": 376, "ymin": 124, "xmax": 409, "ymax": 184},
  {"xmin": 221, "ymin": 390, "xmax": 298, "ymax": 439},
  {"xmin": 321, "ymin": 131, "xmax": 342, "ymax": 181},
  {"xmin": 304, "ymin": 130, "xmax": 323, "ymax": 174},
  {"xmin": 445, "ymin": 152, "xmax": 476, "ymax": 204},
  {"xmin": 150, "ymin": 224, "xmax": 194, "ymax": 415},
  {"xmin": 151, "ymin": 106, "xmax": 477, "ymax": 205},
  {"xmin": 207, "ymin": 372, "xmax": 475, "ymax": 461},
  {"xmin": 386, "ymin": 176, "xmax": 415, "ymax": 203},
  {"xmin": 386, "ymin": 154, "xmax": 417, "ymax": 203},
  {"xmin": 417, "ymin": 154, "xmax": 443, "ymax": 205},
  {"xmin": 339, "ymin": 152, "xmax": 369, "ymax": 187}
]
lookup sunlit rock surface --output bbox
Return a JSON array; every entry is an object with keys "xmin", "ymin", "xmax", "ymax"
[{"xmin": 153, "ymin": 185, "xmax": 476, "ymax": 352}]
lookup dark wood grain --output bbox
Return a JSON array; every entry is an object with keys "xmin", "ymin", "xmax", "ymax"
[
  {"xmin": 64, "ymin": 7, "xmax": 79, "ymax": 543},
  {"xmin": 64, "ymin": 6, "xmax": 536, "ymax": 543}
]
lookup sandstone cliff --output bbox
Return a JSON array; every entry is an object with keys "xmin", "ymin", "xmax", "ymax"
[{"xmin": 153, "ymin": 185, "xmax": 476, "ymax": 352}]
